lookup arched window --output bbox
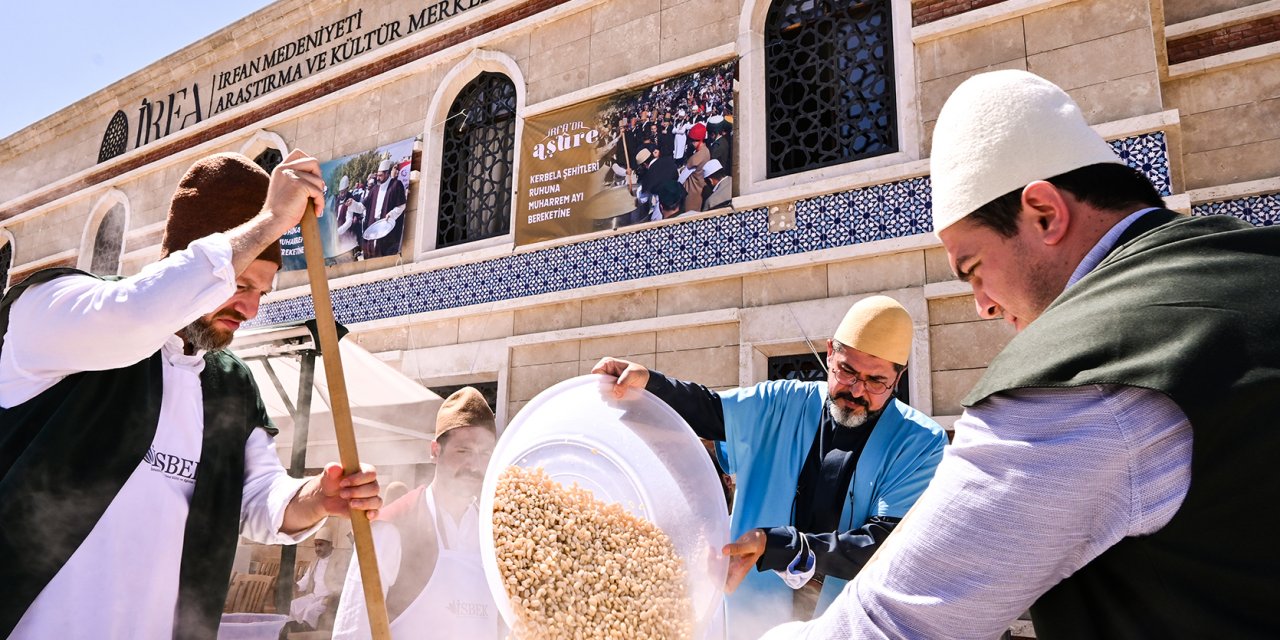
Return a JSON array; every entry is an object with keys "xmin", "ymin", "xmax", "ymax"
[
  {"xmin": 437, "ymin": 72, "xmax": 517, "ymax": 249},
  {"xmin": 90, "ymin": 203, "xmax": 127, "ymax": 275},
  {"xmin": 254, "ymin": 148, "xmax": 284, "ymax": 174},
  {"xmin": 0, "ymin": 239, "xmax": 12, "ymax": 292},
  {"xmin": 764, "ymin": 0, "xmax": 897, "ymax": 178},
  {"xmin": 99, "ymin": 111, "xmax": 130, "ymax": 163}
]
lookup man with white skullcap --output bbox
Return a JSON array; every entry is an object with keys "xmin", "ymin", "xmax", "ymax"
[
  {"xmin": 332, "ymin": 173, "xmax": 366, "ymax": 261},
  {"xmin": 765, "ymin": 70, "xmax": 1280, "ymax": 639},
  {"xmin": 594, "ymin": 296, "xmax": 947, "ymax": 638},
  {"xmin": 286, "ymin": 520, "xmax": 351, "ymax": 632},
  {"xmin": 360, "ymin": 157, "xmax": 408, "ymax": 258}
]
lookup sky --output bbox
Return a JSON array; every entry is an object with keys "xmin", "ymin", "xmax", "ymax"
[{"xmin": 1, "ymin": 0, "xmax": 278, "ymax": 139}]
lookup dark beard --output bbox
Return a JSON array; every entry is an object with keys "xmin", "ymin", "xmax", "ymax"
[{"xmin": 177, "ymin": 314, "xmax": 237, "ymax": 353}]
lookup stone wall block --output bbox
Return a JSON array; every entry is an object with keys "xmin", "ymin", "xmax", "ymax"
[
  {"xmin": 656, "ymin": 278, "xmax": 742, "ymax": 315},
  {"xmin": 828, "ymin": 252, "xmax": 926, "ymax": 297},
  {"xmin": 581, "ymin": 289, "xmax": 657, "ymax": 326},
  {"xmin": 656, "ymin": 323, "xmax": 738, "ymax": 353},
  {"xmin": 929, "ymin": 320, "xmax": 1015, "ymax": 371},
  {"xmin": 511, "ymin": 340, "xmax": 581, "ymax": 367},
  {"xmin": 514, "ymin": 300, "xmax": 582, "ymax": 335},
  {"xmin": 743, "ymin": 264, "xmax": 828, "ymax": 307},
  {"xmin": 580, "ymin": 332, "xmax": 658, "ymax": 362},
  {"xmin": 656, "ymin": 345, "xmax": 738, "ymax": 387},
  {"xmin": 1023, "ymin": 0, "xmax": 1149, "ymax": 55},
  {"xmin": 916, "ymin": 18, "xmax": 1026, "ymax": 82}
]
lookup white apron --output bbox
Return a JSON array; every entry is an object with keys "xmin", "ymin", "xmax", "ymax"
[{"xmin": 389, "ymin": 495, "xmax": 499, "ymax": 639}]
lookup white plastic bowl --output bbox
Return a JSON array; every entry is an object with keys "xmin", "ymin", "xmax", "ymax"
[{"xmin": 479, "ymin": 374, "xmax": 730, "ymax": 637}]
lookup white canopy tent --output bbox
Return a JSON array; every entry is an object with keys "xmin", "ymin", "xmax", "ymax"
[
  {"xmin": 229, "ymin": 321, "xmax": 443, "ymax": 616},
  {"xmin": 231, "ymin": 323, "xmax": 444, "ymax": 470}
]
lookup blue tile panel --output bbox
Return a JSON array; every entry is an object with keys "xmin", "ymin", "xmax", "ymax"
[
  {"xmin": 249, "ymin": 132, "xmax": 1173, "ymax": 328},
  {"xmin": 1110, "ymin": 131, "xmax": 1171, "ymax": 197},
  {"xmin": 1192, "ymin": 192, "xmax": 1280, "ymax": 227}
]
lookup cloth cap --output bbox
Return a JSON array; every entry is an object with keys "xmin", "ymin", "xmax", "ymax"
[
  {"xmin": 160, "ymin": 152, "xmax": 278, "ymax": 266},
  {"xmin": 435, "ymin": 386, "xmax": 496, "ymax": 440},
  {"xmin": 707, "ymin": 115, "xmax": 731, "ymax": 135},
  {"xmin": 339, "ymin": 175, "xmax": 349, "ymax": 190},
  {"xmin": 377, "ymin": 159, "xmax": 392, "ymax": 172},
  {"xmin": 315, "ymin": 525, "xmax": 334, "ymax": 543},
  {"xmin": 656, "ymin": 180, "xmax": 685, "ymax": 209},
  {"xmin": 833, "ymin": 295, "xmax": 913, "ymax": 365},
  {"xmin": 929, "ymin": 70, "xmax": 1122, "ymax": 234},
  {"xmin": 688, "ymin": 122, "xmax": 707, "ymax": 141},
  {"xmin": 635, "ymin": 148, "xmax": 652, "ymax": 165},
  {"xmin": 702, "ymin": 159, "xmax": 725, "ymax": 179}
]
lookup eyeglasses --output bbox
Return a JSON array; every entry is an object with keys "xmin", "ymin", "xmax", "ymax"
[{"xmin": 827, "ymin": 358, "xmax": 895, "ymax": 394}]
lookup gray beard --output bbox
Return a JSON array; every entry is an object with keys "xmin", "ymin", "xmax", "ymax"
[
  {"xmin": 177, "ymin": 316, "xmax": 233, "ymax": 353},
  {"xmin": 827, "ymin": 396, "xmax": 886, "ymax": 430}
]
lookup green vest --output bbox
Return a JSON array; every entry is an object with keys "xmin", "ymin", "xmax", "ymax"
[
  {"xmin": 964, "ymin": 211, "xmax": 1280, "ymax": 639},
  {"xmin": 0, "ymin": 268, "xmax": 276, "ymax": 640}
]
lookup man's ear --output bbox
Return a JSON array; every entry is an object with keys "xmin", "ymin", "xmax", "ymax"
[{"xmin": 1021, "ymin": 181, "xmax": 1071, "ymax": 246}]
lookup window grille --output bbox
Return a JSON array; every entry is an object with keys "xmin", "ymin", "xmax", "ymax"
[
  {"xmin": 437, "ymin": 72, "xmax": 517, "ymax": 249},
  {"xmin": 0, "ymin": 242, "xmax": 11, "ymax": 292},
  {"xmin": 98, "ymin": 111, "xmax": 129, "ymax": 163},
  {"xmin": 90, "ymin": 204, "xmax": 127, "ymax": 275},
  {"xmin": 254, "ymin": 149, "xmax": 284, "ymax": 174},
  {"xmin": 764, "ymin": 0, "xmax": 898, "ymax": 177}
]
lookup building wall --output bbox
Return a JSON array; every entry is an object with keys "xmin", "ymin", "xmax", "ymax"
[{"xmin": 2, "ymin": 0, "xmax": 1279, "ymax": 434}]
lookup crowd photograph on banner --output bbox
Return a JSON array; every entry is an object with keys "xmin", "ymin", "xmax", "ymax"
[
  {"xmin": 598, "ymin": 60, "xmax": 736, "ymax": 226},
  {"xmin": 516, "ymin": 60, "xmax": 736, "ymax": 246},
  {"xmin": 279, "ymin": 136, "xmax": 417, "ymax": 271}
]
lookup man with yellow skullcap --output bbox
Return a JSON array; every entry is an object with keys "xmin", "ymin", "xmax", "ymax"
[
  {"xmin": 593, "ymin": 296, "xmax": 947, "ymax": 638},
  {"xmin": 333, "ymin": 387, "xmax": 501, "ymax": 639},
  {"xmin": 765, "ymin": 70, "xmax": 1280, "ymax": 640}
]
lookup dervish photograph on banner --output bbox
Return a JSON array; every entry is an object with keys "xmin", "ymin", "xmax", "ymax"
[
  {"xmin": 515, "ymin": 60, "xmax": 736, "ymax": 246},
  {"xmin": 279, "ymin": 136, "xmax": 418, "ymax": 270}
]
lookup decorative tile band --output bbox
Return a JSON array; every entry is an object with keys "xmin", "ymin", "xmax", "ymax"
[
  {"xmin": 250, "ymin": 132, "xmax": 1174, "ymax": 328},
  {"xmin": 1192, "ymin": 192, "xmax": 1280, "ymax": 227}
]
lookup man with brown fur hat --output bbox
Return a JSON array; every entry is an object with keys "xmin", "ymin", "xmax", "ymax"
[
  {"xmin": 0, "ymin": 149, "xmax": 382, "ymax": 640},
  {"xmin": 333, "ymin": 386, "xmax": 500, "ymax": 639},
  {"xmin": 593, "ymin": 295, "xmax": 947, "ymax": 639}
]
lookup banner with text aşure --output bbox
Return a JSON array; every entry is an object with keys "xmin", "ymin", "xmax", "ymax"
[{"xmin": 515, "ymin": 60, "xmax": 736, "ymax": 246}]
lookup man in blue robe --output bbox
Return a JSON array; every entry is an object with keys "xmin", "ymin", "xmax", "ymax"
[{"xmin": 594, "ymin": 295, "xmax": 948, "ymax": 639}]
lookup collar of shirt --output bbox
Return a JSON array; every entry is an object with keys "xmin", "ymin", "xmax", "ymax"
[
  {"xmin": 425, "ymin": 484, "xmax": 480, "ymax": 551},
  {"xmin": 1066, "ymin": 207, "xmax": 1160, "ymax": 288},
  {"xmin": 160, "ymin": 335, "xmax": 207, "ymax": 374}
]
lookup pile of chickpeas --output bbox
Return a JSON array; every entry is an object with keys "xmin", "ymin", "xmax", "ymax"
[{"xmin": 492, "ymin": 465, "xmax": 694, "ymax": 639}]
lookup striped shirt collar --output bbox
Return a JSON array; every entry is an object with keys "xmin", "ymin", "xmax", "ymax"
[{"xmin": 1067, "ymin": 207, "xmax": 1160, "ymax": 288}]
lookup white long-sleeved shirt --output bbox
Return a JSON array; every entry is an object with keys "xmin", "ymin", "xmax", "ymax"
[
  {"xmin": 3, "ymin": 234, "xmax": 317, "ymax": 639},
  {"xmin": 762, "ymin": 209, "xmax": 1194, "ymax": 639}
]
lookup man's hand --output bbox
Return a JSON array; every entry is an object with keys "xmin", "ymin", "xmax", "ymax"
[
  {"xmin": 264, "ymin": 149, "xmax": 326, "ymax": 230},
  {"xmin": 723, "ymin": 529, "xmax": 767, "ymax": 593},
  {"xmin": 282, "ymin": 462, "xmax": 382, "ymax": 534},
  {"xmin": 591, "ymin": 357, "xmax": 651, "ymax": 398},
  {"xmin": 227, "ymin": 149, "xmax": 326, "ymax": 274}
]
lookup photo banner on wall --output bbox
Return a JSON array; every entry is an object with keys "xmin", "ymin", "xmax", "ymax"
[
  {"xmin": 515, "ymin": 60, "xmax": 736, "ymax": 246},
  {"xmin": 279, "ymin": 136, "xmax": 418, "ymax": 271}
]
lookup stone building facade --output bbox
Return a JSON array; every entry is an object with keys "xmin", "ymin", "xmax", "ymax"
[{"xmin": 1, "ymin": 0, "xmax": 1278, "ymax": 482}]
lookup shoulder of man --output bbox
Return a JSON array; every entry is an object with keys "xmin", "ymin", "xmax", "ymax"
[
  {"xmin": 885, "ymin": 398, "xmax": 948, "ymax": 441},
  {"xmin": 377, "ymin": 485, "xmax": 428, "ymax": 525},
  {"xmin": 0, "ymin": 267, "xmax": 100, "ymax": 355}
]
